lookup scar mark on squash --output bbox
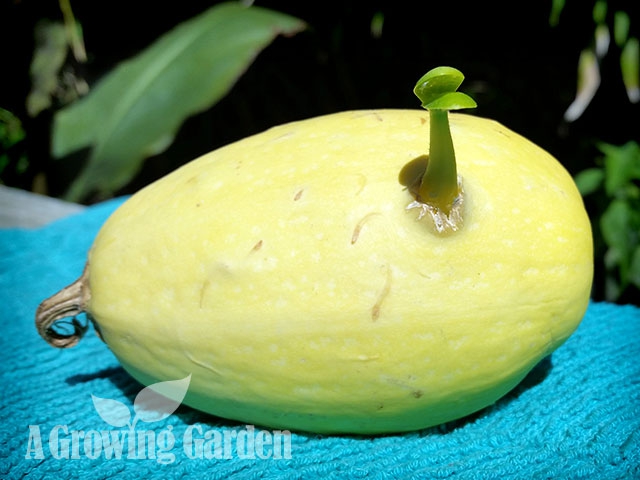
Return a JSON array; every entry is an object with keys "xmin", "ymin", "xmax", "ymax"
[
  {"xmin": 270, "ymin": 131, "xmax": 295, "ymax": 143},
  {"xmin": 249, "ymin": 240, "xmax": 263, "ymax": 253},
  {"xmin": 352, "ymin": 111, "xmax": 383, "ymax": 121},
  {"xmin": 371, "ymin": 264, "xmax": 392, "ymax": 321},
  {"xmin": 352, "ymin": 212, "xmax": 382, "ymax": 244},
  {"xmin": 293, "ymin": 189, "xmax": 304, "ymax": 201},
  {"xmin": 353, "ymin": 174, "xmax": 367, "ymax": 196},
  {"xmin": 185, "ymin": 351, "xmax": 222, "ymax": 376},
  {"xmin": 412, "ymin": 390, "xmax": 424, "ymax": 399},
  {"xmin": 199, "ymin": 279, "xmax": 211, "ymax": 309}
]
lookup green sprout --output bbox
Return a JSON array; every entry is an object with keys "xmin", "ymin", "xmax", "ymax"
[{"xmin": 407, "ymin": 66, "xmax": 476, "ymax": 232}]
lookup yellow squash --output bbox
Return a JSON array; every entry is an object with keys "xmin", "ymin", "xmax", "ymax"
[{"xmin": 37, "ymin": 109, "xmax": 593, "ymax": 434}]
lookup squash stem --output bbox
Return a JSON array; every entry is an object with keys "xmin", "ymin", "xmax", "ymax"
[{"xmin": 35, "ymin": 264, "xmax": 91, "ymax": 348}]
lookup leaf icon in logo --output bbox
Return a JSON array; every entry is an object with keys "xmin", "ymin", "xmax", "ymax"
[
  {"xmin": 133, "ymin": 374, "xmax": 191, "ymax": 423},
  {"xmin": 91, "ymin": 395, "xmax": 132, "ymax": 427}
]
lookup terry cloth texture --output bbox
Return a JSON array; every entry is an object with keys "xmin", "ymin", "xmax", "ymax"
[{"xmin": 1, "ymin": 197, "xmax": 639, "ymax": 480}]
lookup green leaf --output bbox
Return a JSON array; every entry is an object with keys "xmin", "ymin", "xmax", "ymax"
[
  {"xmin": 614, "ymin": 11, "xmax": 631, "ymax": 47},
  {"xmin": 52, "ymin": 2, "xmax": 306, "ymax": 202},
  {"xmin": 413, "ymin": 67, "xmax": 476, "ymax": 112},
  {"xmin": 620, "ymin": 37, "xmax": 639, "ymax": 103},
  {"xmin": 601, "ymin": 199, "xmax": 640, "ymax": 251},
  {"xmin": 574, "ymin": 167, "xmax": 604, "ymax": 196},
  {"xmin": 599, "ymin": 141, "xmax": 640, "ymax": 196},
  {"xmin": 0, "ymin": 108, "xmax": 26, "ymax": 147},
  {"xmin": 27, "ymin": 21, "xmax": 69, "ymax": 117},
  {"xmin": 601, "ymin": 199, "xmax": 631, "ymax": 255},
  {"xmin": 601, "ymin": 198, "xmax": 640, "ymax": 288},
  {"xmin": 423, "ymin": 92, "xmax": 477, "ymax": 111},
  {"xmin": 629, "ymin": 246, "xmax": 640, "ymax": 288},
  {"xmin": 549, "ymin": 0, "xmax": 565, "ymax": 27},
  {"xmin": 592, "ymin": 0, "xmax": 607, "ymax": 25},
  {"xmin": 564, "ymin": 49, "xmax": 600, "ymax": 122}
]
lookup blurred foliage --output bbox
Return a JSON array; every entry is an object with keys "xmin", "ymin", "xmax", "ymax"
[
  {"xmin": 52, "ymin": 3, "xmax": 304, "ymax": 202},
  {"xmin": 0, "ymin": 108, "xmax": 27, "ymax": 184},
  {"xmin": 21, "ymin": 2, "xmax": 305, "ymax": 202},
  {"xmin": 1, "ymin": 0, "xmax": 638, "ymax": 304},
  {"xmin": 552, "ymin": 0, "xmax": 639, "ymax": 122},
  {"xmin": 575, "ymin": 142, "xmax": 640, "ymax": 302},
  {"xmin": 25, "ymin": 0, "xmax": 89, "ymax": 119},
  {"xmin": 552, "ymin": 0, "xmax": 640, "ymax": 304}
]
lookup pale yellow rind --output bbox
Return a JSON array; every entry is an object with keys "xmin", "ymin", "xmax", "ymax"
[{"xmin": 87, "ymin": 110, "xmax": 593, "ymax": 434}]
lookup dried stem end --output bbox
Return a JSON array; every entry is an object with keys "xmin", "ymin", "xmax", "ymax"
[{"xmin": 35, "ymin": 264, "xmax": 92, "ymax": 348}]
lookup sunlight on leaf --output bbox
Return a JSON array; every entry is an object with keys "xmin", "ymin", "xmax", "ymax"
[
  {"xmin": 52, "ymin": 2, "xmax": 306, "ymax": 202},
  {"xmin": 133, "ymin": 375, "xmax": 191, "ymax": 423},
  {"xmin": 91, "ymin": 395, "xmax": 131, "ymax": 427},
  {"xmin": 27, "ymin": 21, "xmax": 68, "ymax": 117},
  {"xmin": 564, "ymin": 49, "xmax": 600, "ymax": 122},
  {"xmin": 620, "ymin": 37, "xmax": 640, "ymax": 103},
  {"xmin": 594, "ymin": 24, "xmax": 610, "ymax": 59}
]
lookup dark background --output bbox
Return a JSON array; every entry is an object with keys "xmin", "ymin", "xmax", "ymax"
[{"xmin": 2, "ymin": 1, "xmax": 638, "ymax": 190}]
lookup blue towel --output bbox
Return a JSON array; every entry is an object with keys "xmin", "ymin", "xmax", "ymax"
[{"xmin": 1, "ymin": 197, "xmax": 639, "ymax": 479}]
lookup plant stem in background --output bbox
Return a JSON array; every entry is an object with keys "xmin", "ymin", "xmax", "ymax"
[{"xmin": 58, "ymin": 0, "xmax": 86, "ymax": 62}]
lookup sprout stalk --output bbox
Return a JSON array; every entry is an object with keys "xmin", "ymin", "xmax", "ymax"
[{"xmin": 419, "ymin": 109, "xmax": 458, "ymax": 210}]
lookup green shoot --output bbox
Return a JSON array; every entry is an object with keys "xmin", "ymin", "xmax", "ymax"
[{"xmin": 409, "ymin": 66, "xmax": 476, "ymax": 232}]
